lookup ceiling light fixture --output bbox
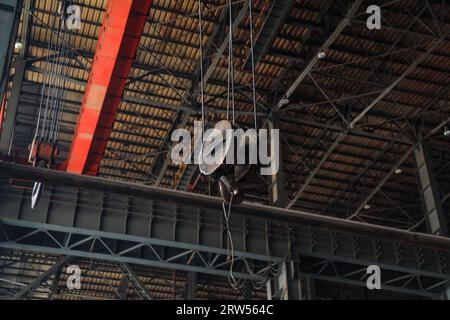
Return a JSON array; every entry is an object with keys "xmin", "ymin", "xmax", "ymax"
[
  {"xmin": 394, "ymin": 168, "xmax": 403, "ymax": 175},
  {"xmin": 317, "ymin": 50, "xmax": 326, "ymax": 59},
  {"xmin": 363, "ymin": 204, "xmax": 371, "ymax": 210},
  {"xmin": 444, "ymin": 126, "xmax": 450, "ymax": 137},
  {"xmin": 280, "ymin": 98, "xmax": 290, "ymax": 106},
  {"xmin": 14, "ymin": 42, "xmax": 23, "ymax": 50}
]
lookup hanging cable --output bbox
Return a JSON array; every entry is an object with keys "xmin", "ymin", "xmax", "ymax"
[
  {"xmin": 221, "ymin": 194, "xmax": 246, "ymax": 291},
  {"xmin": 248, "ymin": 0, "xmax": 258, "ymax": 132},
  {"xmin": 53, "ymin": 0, "xmax": 74, "ymax": 142},
  {"xmin": 228, "ymin": 0, "xmax": 236, "ymax": 125},
  {"xmin": 197, "ymin": 0, "xmax": 206, "ymax": 135}
]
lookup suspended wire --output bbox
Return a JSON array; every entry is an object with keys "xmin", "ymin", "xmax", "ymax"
[
  {"xmin": 52, "ymin": 0, "xmax": 73, "ymax": 142},
  {"xmin": 197, "ymin": 0, "xmax": 206, "ymax": 135},
  {"xmin": 54, "ymin": 1, "xmax": 74, "ymax": 141},
  {"xmin": 219, "ymin": 0, "xmax": 276, "ymax": 293},
  {"xmin": 228, "ymin": 0, "xmax": 236, "ymax": 125},
  {"xmin": 41, "ymin": 0, "xmax": 59, "ymax": 140},
  {"xmin": 221, "ymin": 194, "xmax": 245, "ymax": 291},
  {"xmin": 226, "ymin": 33, "xmax": 231, "ymax": 121},
  {"xmin": 48, "ymin": 9, "xmax": 66, "ymax": 142},
  {"xmin": 35, "ymin": 0, "xmax": 72, "ymax": 143},
  {"xmin": 248, "ymin": 0, "xmax": 258, "ymax": 132},
  {"xmin": 35, "ymin": 17, "xmax": 54, "ymax": 140}
]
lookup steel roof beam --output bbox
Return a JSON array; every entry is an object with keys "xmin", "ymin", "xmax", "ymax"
[
  {"xmin": 242, "ymin": 0, "xmax": 296, "ymax": 70},
  {"xmin": 286, "ymin": 132, "xmax": 347, "ymax": 209},
  {"xmin": 345, "ymin": 80, "xmax": 450, "ymax": 221},
  {"xmin": 66, "ymin": 0, "xmax": 152, "ymax": 175},
  {"xmin": 273, "ymin": 0, "xmax": 363, "ymax": 114},
  {"xmin": 281, "ymin": 3, "xmax": 446, "ymax": 210},
  {"xmin": 350, "ymin": 36, "xmax": 448, "ymax": 128}
]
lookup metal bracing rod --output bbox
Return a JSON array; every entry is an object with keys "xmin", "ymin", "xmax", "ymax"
[
  {"xmin": 343, "ymin": 80, "xmax": 450, "ymax": 221},
  {"xmin": 0, "ymin": 219, "xmax": 279, "ymax": 282},
  {"xmin": 323, "ymin": 131, "xmax": 410, "ymax": 209},
  {"xmin": 1, "ymin": 162, "xmax": 450, "ymax": 251},
  {"xmin": 425, "ymin": 116, "xmax": 450, "ymax": 140},
  {"xmin": 203, "ymin": 4, "xmax": 248, "ymax": 83},
  {"xmin": 261, "ymin": 1, "xmax": 363, "ymax": 207},
  {"xmin": 301, "ymin": 272, "xmax": 443, "ymax": 299},
  {"xmin": 1, "ymin": 217, "xmax": 448, "ymax": 297},
  {"xmin": 281, "ymin": 2, "xmax": 436, "ymax": 156},
  {"xmin": 443, "ymin": 192, "xmax": 450, "ymax": 204},
  {"xmin": 11, "ymin": 256, "xmax": 71, "ymax": 300},
  {"xmin": 286, "ymin": 132, "xmax": 346, "ymax": 209},
  {"xmin": 273, "ymin": 0, "xmax": 363, "ymax": 113},
  {"xmin": 349, "ymin": 35, "xmax": 448, "ymax": 128},
  {"xmin": 117, "ymin": 262, "xmax": 153, "ymax": 300},
  {"xmin": 347, "ymin": 145, "xmax": 416, "ymax": 220},
  {"xmin": 280, "ymin": 115, "xmax": 412, "ymax": 145},
  {"xmin": 299, "ymin": 255, "xmax": 448, "ymax": 299}
]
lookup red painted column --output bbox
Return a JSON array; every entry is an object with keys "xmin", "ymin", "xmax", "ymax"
[{"xmin": 67, "ymin": 0, "xmax": 152, "ymax": 175}]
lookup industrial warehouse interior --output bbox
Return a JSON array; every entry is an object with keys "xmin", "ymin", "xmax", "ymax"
[{"xmin": 0, "ymin": 0, "xmax": 449, "ymax": 304}]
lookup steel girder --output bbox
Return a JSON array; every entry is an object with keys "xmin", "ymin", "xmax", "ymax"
[
  {"xmin": 300, "ymin": 255, "xmax": 448, "ymax": 299},
  {"xmin": 0, "ymin": 219, "xmax": 280, "ymax": 281},
  {"xmin": 66, "ymin": 0, "xmax": 152, "ymax": 175},
  {"xmin": 241, "ymin": 0, "xmax": 296, "ymax": 71},
  {"xmin": 0, "ymin": 163, "xmax": 449, "ymax": 297}
]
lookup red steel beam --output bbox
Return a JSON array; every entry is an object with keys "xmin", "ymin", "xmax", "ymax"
[{"xmin": 67, "ymin": 0, "xmax": 152, "ymax": 175}]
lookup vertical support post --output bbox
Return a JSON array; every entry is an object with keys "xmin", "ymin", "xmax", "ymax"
[
  {"xmin": 184, "ymin": 272, "xmax": 197, "ymax": 300},
  {"xmin": 0, "ymin": 58, "xmax": 26, "ymax": 155},
  {"xmin": 268, "ymin": 112, "xmax": 285, "ymax": 207},
  {"xmin": 299, "ymin": 276, "xmax": 316, "ymax": 300},
  {"xmin": 414, "ymin": 142, "xmax": 449, "ymax": 236},
  {"xmin": 267, "ymin": 261, "xmax": 302, "ymax": 300},
  {"xmin": 267, "ymin": 113, "xmax": 316, "ymax": 300},
  {"xmin": 445, "ymin": 287, "xmax": 450, "ymax": 300},
  {"xmin": 414, "ymin": 141, "xmax": 449, "ymax": 300}
]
